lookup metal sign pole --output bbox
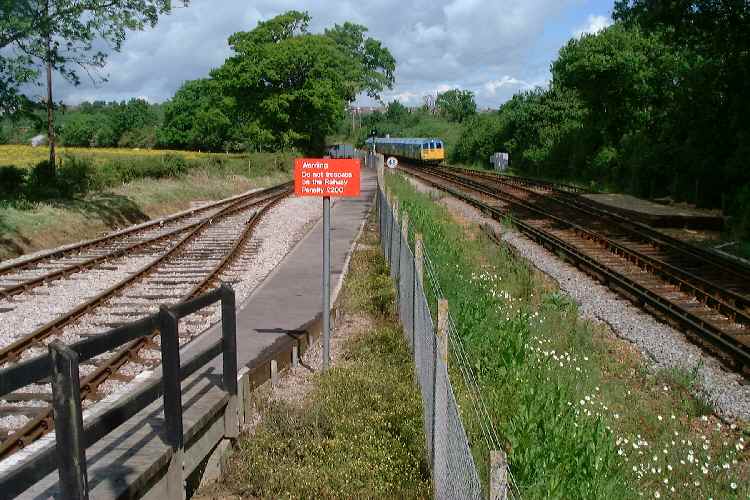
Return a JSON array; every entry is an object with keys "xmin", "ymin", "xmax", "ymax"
[{"xmin": 322, "ymin": 195, "xmax": 331, "ymax": 370}]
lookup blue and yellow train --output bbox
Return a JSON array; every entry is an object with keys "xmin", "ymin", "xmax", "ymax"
[{"xmin": 366, "ymin": 137, "xmax": 445, "ymax": 165}]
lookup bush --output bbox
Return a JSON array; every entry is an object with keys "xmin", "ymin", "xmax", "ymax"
[
  {"xmin": 95, "ymin": 162, "xmax": 126, "ymax": 187},
  {"xmin": 0, "ymin": 165, "xmax": 27, "ymax": 198},
  {"xmin": 100, "ymin": 154, "xmax": 189, "ymax": 185},
  {"xmin": 117, "ymin": 126, "xmax": 157, "ymax": 149},
  {"xmin": 26, "ymin": 160, "xmax": 60, "ymax": 198},
  {"xmin": 160, "ymin": 154, "xmax": 188, "ymax": 177},
  {"xmin": 57, "ymin": 156, "xmax": 98, "ymax": 196}
]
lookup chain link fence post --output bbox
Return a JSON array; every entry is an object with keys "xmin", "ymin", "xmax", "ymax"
[
  {"xmin": 434, "ymin": 299, "xmax": 449, "ymax": 498},
  {"xmin": 491, "ymin": 450, "xmax": 509, "ymax": 500},
  {"xmin": 413, "ymin": 233, "xmax": 423, "ymax": 354},
  {"xmin": 401, "ymin": 212, "xmax": 412, "ymax": 349},
  {"xmin": 379, "ymin": 187, "xmax": 511, "ymax": 500}
]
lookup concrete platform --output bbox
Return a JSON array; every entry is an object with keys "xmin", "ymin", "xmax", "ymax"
[
  {"xmin": 206, "ymin": 165, "xmax": 376, "ymax": 372},
  {"xmin": 11, "ymin": 167, "xmax": 377, "ymax": 499},
  {"xmin": 582, "ymin": 193, "xmax": 725, "ymax": 230}
]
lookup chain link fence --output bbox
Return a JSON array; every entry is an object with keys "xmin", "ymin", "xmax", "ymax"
[{"xmin": 377, "ymin": 181, "xmax": 519, "ymax": 500}]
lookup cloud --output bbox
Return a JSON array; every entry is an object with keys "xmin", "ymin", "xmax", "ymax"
[
  {"xmin": 39, "ymin": 0, "xmax": 587, "ymax": 108},
  {"xmin": 573, "ymin": 14, "xmax": 612, "ymax": 39},
  {"xmin": 483, "ymin": 76, "xmax": 531, "ymax": 95}
]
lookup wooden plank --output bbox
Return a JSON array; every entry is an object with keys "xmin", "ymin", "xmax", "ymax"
[
  {"xmin": 16, "ymin": 371, "xmax": 228, "ymax": 500},
  {"xmin": 0, "ymin": 406, "xmax": 47, "ymax": 417}
]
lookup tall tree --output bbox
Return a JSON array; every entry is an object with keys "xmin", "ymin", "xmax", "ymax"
[
  {"xmin": 159, "ymin": 78, "xmax": 235, "ymax": 152},
  {"xmin": 324, "ymin": 22, "xmax": 395, "ymax": 102},
  {"xmin": 613, "ymin": 0, "xmax": 750, "ymax": 206},
  {"xmin": 213, "ymin": 11, "xmax": 394, "ymax": 154},
  {"xmin": 0, "ymin": 0, "xmax": 184, "ymax": 172},
  {"xmin": 436, "ymin": 89, "xmax": 476, "ymax": 123}
]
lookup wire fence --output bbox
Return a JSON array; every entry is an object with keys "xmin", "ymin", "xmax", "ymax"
[{"xmin": 377, "ymin": 183, "xmax": 520, "ymax": 500}]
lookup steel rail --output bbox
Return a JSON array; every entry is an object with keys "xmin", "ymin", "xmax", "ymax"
[
  {"xmin": 0, "ymin": 189, "xmax": 289, "ymax": 459},
  {"xmin": 401, "ymin": 165, "xmax": 750, "ymax": 372},
  {"xmin": 0, "ymin": 182, "xmax": 293, "ymax": 278},
  {"xmin": 0, "ymin": 183, "xmax": 292, "ymax": 300},
  {"xmin": 0, "ymin": 188, "xmax": 289, "ymax": 366},
  {"xmin": 452, "ymin": 168, "xmax": 750, "ymax": 287},
  {"xmin": 443, "ymin": 167, "xmax": 750, "ymax": 315},
  {"xmin": 424, "ymin": 166, "xmax": 750, "ymax": 328}
]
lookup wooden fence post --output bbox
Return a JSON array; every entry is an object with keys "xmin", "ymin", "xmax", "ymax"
[
  {"xmin": 159, "ymin": 306, "xmax": 185, "ymax": 500},
  {"xmin": 220, "ymin": 283, "xmax": 239, "ymax": 440},
  {"xmin": 392, "ymin": 198, "xmax": 402, "ymax": 315},
  {"xmin": 414, "ymin": 234, "xmax": 424, "ymax": 286},
  {"xmin": 432, "ymin": 299, "xmax": 449, "ymax": 497},
  {"xmin": 49, "ymin": 341, "xmax": 89, "ymax": 500},
  {"xmin": 401, "ymin": 212, "xmax": 411, "ymax": 344},
  {"xmin": 490, "ymin": 450, "xmax": 509, "ymax": 500},
  {"xmin": 412, "ymin": 232, "xmax": 424, "ymax": 359}
]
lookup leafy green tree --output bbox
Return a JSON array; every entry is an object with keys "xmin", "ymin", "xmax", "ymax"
[
  {"xmin": 324, "ymin": 22, "xmax": 395, "ymax": 101},
  {"xmin": 552, "ymin": 25, "xmax": 678, "ymax": 149},
  {"xmin": 112, "ymin": 98, "xmax": 159, "ymax": 139},
  {"xmin": 158, "ymin": 78, "xmax": 234, "ymax": 152},
  {"xmin": 452, "ymin": 112, "xmax": 504, "ymax": 166},
  {"xmin": 213, "ymin": 11, "xmax": 394, "ymax": 154},
  {"xmin": 60, "ymin": 113, "xmax": 98, "ymax": 146},
  {"xmin": 613, "ymin": 0, "xmax": 750, "ymax": 207},
  {"xmin": 385, "ymin": 100, "xmax": 409, "ymax": 122},
  {"xmin": 60, "ymin": 112, "xmax": 118, "ymax": 147},
  {"xmin": 0, "ymin": 0, "xmax": 186, "ymax": 172},
  {"xmin": 117, "ymin": 126, "xmax": 157, "ymax": 148},
  {"xmin": 436, "ymin": 89, "xmax": 476, "ymax": 123},
  {"xmin": 494, "ymin": 87, "xmax": 588, "ymax": 178}
]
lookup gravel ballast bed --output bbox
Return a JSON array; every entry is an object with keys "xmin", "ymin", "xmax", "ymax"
[
  {"xmin": 0, "ymin": 194, "xmax": 322, "ymax": 450},
  {"xmin": 408, "ymin": 176, "xmax": 750, "ymax": 422}
]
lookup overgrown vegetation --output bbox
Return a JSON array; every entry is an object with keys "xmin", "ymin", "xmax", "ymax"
[
  {"xmin": 449, "ymin": 2, "xmax": 749, "ymax": 241},
  {"xmin": 386, "ymin": 173, "xmax": 749, "ymax": 499},
  {"xmin": 0, "ymin": 150, "xmax": 293, "ymax": 260},
  {"xmin": 0, "ymin": 149, "xmax": 294, "ymax": 201},
  {"xmin": 216, "ymin": 226, "xmax": 430, "ymax": 498}
]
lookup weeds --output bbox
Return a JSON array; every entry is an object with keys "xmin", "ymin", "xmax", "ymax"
[
  {"xmin": 385, "ymin": 173, "xmax": 749, "ymax": 499},
  {"xmin": 217, "ymin": 220, "xmax": 430, "ymax": 499}
]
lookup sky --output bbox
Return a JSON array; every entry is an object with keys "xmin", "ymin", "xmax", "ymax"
[{"xmin": 43, "ymin": 0, "xmax": 615, "ymax": 109}]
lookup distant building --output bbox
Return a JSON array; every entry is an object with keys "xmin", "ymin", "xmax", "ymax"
[
  {"xmin": 349, "ymin": 106, "xmax": 385, "ymax": 115},
  {"xmin": 30, "ymin": 134, "xmax": 48, "ymax": 147}
]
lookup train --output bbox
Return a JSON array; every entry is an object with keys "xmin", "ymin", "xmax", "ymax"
[{"xmin": 366, "ymin": 137, "xmax": 445, "ymax": 164}]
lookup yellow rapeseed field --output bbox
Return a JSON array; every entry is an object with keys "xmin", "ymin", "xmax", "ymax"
[{"xmin": 0, "ymin": 145, "xmax": 244, "ymax": 167}]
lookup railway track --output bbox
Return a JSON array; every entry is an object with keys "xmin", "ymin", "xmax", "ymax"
[
  {"xmin": 450, "ymin": 168, "xmax": 748, "ymax": 286},
  {"xmin": 443, "ymin": 168, "xmax": 750, "ymax": 309},
  {"xmin": 0, "ymin": 184, "xmax": 292, "ymax": 459},
  {"xmin": 400, "ymin": 164, "xmax": 750, "ymax": 373},
  {"xmin": 0, "ymin": 182, "xmax": 291, "ymax": 300}
]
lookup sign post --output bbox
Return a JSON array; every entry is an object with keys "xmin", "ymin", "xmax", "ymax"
[{"xmin": 295, "ymin": 158, "xmax": 361, "ymax": 370}]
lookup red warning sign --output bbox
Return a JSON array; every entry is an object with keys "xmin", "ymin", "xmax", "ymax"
[{"xmin": 294, "ymin": 158, "xmax": 361, "ymax": 197}]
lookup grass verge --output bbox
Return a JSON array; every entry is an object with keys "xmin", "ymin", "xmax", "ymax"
[
  {"xmin": 386, "ymin": 172, "xmax": 748, "ymax": 499},
  {"xmin": 210, "ymin": 216, "xmax": 431, "ymax": 499},
  {"xmin": 0, "ymin": 153, "xmax": 293, "ymax": 261}
]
